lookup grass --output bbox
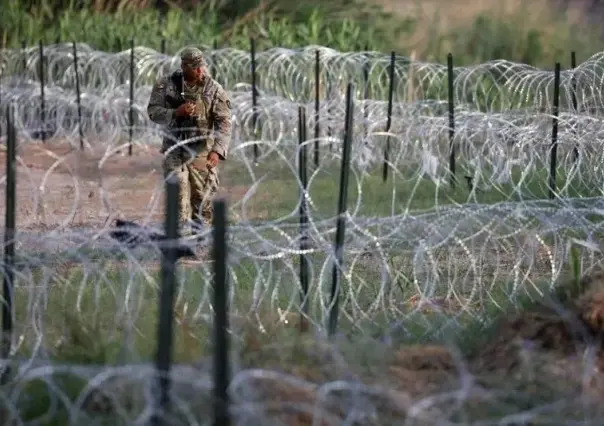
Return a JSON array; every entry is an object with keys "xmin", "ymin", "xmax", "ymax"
[
  {"xmin": 220, "ymin": 150, "xmax": 604, "ymax": 223},
  {"xmin": 2, "ymin": 235, "xmax": 602, "ymax": 423},
  {"xmin": 2, "ymin": 0, "xmax": 604, "ymax": 67}
]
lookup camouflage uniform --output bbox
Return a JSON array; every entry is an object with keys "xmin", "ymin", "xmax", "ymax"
[{"xmin": 147, "ymin": 47, "xmax": 232, "ymax": 236}]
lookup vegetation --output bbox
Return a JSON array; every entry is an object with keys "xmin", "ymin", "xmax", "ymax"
[
  {"xmin": 2, "ymin": 0, "xmax": 603, "ymax": 67},
  {"xmin": 2, "ymin": 220, "xmax": 604, "ymax": 424},
  {"xmin": 2, "ymin": 1, "xmax": 604, "ymax": 423}
]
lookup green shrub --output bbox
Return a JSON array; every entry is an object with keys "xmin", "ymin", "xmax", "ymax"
[{"xmin": 1, "ymin": 0, "xmax": 603, "ymax": 66}]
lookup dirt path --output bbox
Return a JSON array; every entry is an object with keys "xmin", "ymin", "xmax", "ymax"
[{"xmin": 0, "ymin": 141, "xmax": 252, "ymax": 231}]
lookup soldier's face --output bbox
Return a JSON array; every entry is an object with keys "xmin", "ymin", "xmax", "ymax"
[{"xmin": 182, "ymin": 64, "xmax": 207, "ymax": 83}]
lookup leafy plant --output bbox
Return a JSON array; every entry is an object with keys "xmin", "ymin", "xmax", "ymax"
[{"xmin": 1, "ymin": 0, "xmax": 603, "ymax": 66}]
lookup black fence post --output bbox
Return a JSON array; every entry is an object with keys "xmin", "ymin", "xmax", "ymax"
[
  {"xmin": 1, "ymin": 104, "xmax": 16, "ymax": 385},
  {"xmin": 38, "ymin": 41, "xmax": 46, "ymax": 143},
  {"xmin": 129, "ymin": 39, "xmax": 135, "ymax": 156},
  {"xmin": 447, "ymin": 53, "xmax": 455, "ymax": 188},
  {"xmin": 211, "ymin": 38, "xmax": 218, "ymax": 83},
  {"xmin": 250, "ymin": 38, "xmax": 259, "ymax": 163},
  {"xmin": 382, "ymin": 51, "xmax": 395, "ymax": 182},
  {"xmin": 548, "ymin": 62, "xmax": 561, "ymax": 200},
  {"xmin": 314, "ymin": 49, "xmax": 320, "ymax": 167},
  {"xmin": 363, "ymin": 44, "xmax": 369, "ymax": 140},
  {"xmin": 157, "ymin": 0, "xmax": 167, "ymax": 23},
  {"xmin": 326, "ymin": 65, "xmax": 333, "ymax": 152},
  {"xmin": 327, "ymin": 83, "xmax": 354, "ymax": 337},
  {"xmin": 212, "ymin": 199, "xmax": 231, "ymax": 426},
  {"xmin": 298, "ymin": 106, "xmax": 310, "ymax": 332},
  {"xmin": 72, "ymin": 42, "xmax": 84, "ymax": 150},
  {"xmin": 20, "ymin": 40, "xmax": 26, "ymax": 73},
  {"xmin": 157, "ymin": 0, "xmax": 167, "ymax": 55},
  {"xmin": 151, "ymin": 175, "xmax": 180, "ymax": 426},
  {"xmin": 571, "ymin": 51, "xmax": 579, "ymax": 162}
]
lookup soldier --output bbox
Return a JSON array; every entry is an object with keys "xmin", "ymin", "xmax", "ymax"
[{"xmin": 147, "ymin": 47, "xmax": 232, "ymax": 257}]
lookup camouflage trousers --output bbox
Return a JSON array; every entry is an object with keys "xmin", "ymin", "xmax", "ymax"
[{"xmin": 163, "ymin": 146, "xmax": 219, "ymax": 236}]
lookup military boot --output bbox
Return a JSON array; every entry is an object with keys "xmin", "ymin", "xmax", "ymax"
[{"xmin": 177, "ymin": 214, "xmax": 209, "ymax": 259}]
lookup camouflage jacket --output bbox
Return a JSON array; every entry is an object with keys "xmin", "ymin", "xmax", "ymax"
[{"xmin": 147, "ymin": 71, "xmax": 232, "ymax": 160}]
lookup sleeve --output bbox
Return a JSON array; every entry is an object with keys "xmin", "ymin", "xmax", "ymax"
[
  {"xmin": 147, "ymin": 77, "xmax": 175, "ymax": 126},
  {"xmin": 211, "ymin": 85, "xmax": 232, "ymax": 160}
]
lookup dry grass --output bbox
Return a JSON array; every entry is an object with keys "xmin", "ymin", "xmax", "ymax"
[
  {"xmin": 374, "ymin": 0, "xmax": 590, "ymax": 31},
  {"xmin": 197, "ymin": 272, "xmax": 604, "ymax": 422},
  {"xmin": 370, "ymin": 0, "xmax": 596, "ymax": 59}
]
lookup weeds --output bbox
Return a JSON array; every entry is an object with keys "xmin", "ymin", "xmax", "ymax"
[{"xmin": 3, "ymin": 0, "xmax": 603, "ymax": 66}]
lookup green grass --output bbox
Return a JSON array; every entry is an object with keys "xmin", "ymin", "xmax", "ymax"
[
  {"xmin": 220, "ymin": 152, "xmax": 603, "ymax": 222},
  {"xmin": 0, "ymin": 233, "xmax": 594, "ymax": 423},
  {"xmin": 2, "ymin": 0, "xmax": 604, "ymax": 67},
  {"xmin": 0, "ymin": 202, "xmax": 600, "ymax": 424}
]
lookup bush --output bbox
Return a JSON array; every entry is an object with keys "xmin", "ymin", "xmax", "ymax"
[{"xmin": 1, "ymin": 0, "xmax": 602, "ymax": 66}]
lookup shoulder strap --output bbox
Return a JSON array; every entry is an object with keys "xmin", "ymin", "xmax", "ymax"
[
  {"xmin": 208, "ymin": 87, "xmax": 220, "ymax": 128},
  {"xmin": 170, "ymin": 71, "xmax": 184, "ymax": 95}
]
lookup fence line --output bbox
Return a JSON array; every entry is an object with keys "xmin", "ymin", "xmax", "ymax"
[
  {"xmin": 1, "ymin": 42, "xmax": 600, "ymax": 112},
  {"xmin": 0, "ymin": 38, "xmax": 592, "ymax": 199},
  {"xmin": 0, "ymin": 46, "xmax": 580, "ymax": 198},
  {"xmin": 2, "ymin": 112, "xmax": 604, "ymax": 424},
  {"xmin": 3, "ymin": 42, "xmax": 604, "ymax": 424},
  {"xmin": 1, "ymin": 104, "xmax": 15, "ymax": 387},
  {"xmin": 0, "ymin": 83, "xmax": 360, "ymax": 423}
]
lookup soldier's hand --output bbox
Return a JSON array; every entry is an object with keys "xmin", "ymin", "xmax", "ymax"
[
  {"xmin": 207, "ymin": 151, "xmax": 220, "ymax": 168},
  {"xmin": 175, "ymin": 102, "xmax": 196, "ymax": 117},
  {"xmin": 175, "ymin": 103, "xmax": 188, "ymax": 117},
  {"xmin": 186, "ymin": 102, "xmax": 198, "ymax": 116}
]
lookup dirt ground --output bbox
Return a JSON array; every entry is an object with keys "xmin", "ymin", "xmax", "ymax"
[{"xmin": 0, "ymin": 141, "xmax": 250, "ymax": 231}]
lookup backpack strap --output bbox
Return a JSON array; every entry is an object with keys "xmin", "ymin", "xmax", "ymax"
[
  {"xmin": 207, "ymin": 87, "xmax": 219, "ymax": 128},
  {"xmin": 170, "ymin": 71, "xmax": 184, "ymax": 102},
  {"xmin": 169, "ymin": 71, "xmax": 186, "ymax": 144}
]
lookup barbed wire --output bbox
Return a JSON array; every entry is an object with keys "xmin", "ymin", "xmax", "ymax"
[
  {"xmin": 2, "ymin": 47, "xmax": 604, "ymax": 423},
  {"xmin": 1, "ymin": 80, "xmax": 604, "ymax": 192},
  {"xmin": 4, "ymin": 43, "xmax": 604, "ymax": 112},
  {"xmin": 2, "ymin": 189, "xmax": 604, "ymax": 423}
]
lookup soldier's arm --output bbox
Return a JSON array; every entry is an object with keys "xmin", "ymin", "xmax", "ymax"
[
  {"xmin": 211, "ymin": 85, "xmax": 232, "ymax": 160},
  {"xmin": 147, "ymin": 77, "xmax": 175, "ymax": 126}
]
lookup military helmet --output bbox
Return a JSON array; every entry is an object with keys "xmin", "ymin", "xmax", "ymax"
[{"xmin": 180, "ymin": 47, "xmax": 207, "ymax": 68}]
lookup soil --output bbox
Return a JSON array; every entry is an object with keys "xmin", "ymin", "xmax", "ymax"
[{"xmin": 0, "ymin": 141, "xmax": 250, "ymax": 231}]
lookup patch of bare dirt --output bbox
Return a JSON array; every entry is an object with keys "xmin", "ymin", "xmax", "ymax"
[
  {"xmin": 386, "ymin": 345, "xmax": 461, "ymax": 397},
  {"xmin": 0, "ymin": 141, "xmax": 252, "ymax": 231}
]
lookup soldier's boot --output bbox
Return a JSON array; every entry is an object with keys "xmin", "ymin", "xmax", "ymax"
[
  {"xmin": 190, "ymin": 218, "xmax": 205, "ymax": 242},
  {"xmin": 178, "ymin": 220, "xmax": 195, "ymax": 241},
  {"xmin": 175, "ymin": 222, "xmax": 195, "ymax": 260},
  {"xmin": 191, "ymin": 216, "xmax": 213, "ymax": 260},
  {"xmin": 192, "ymin": 213, "xmax": 213, "ymax": 242},
  {"xmin": 194, "ymin": 246, "xmax": 212, "ymax": 261},
  {"xmin": 176, "ymin": 226, "xmax": 210, "ymax": 263}
]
